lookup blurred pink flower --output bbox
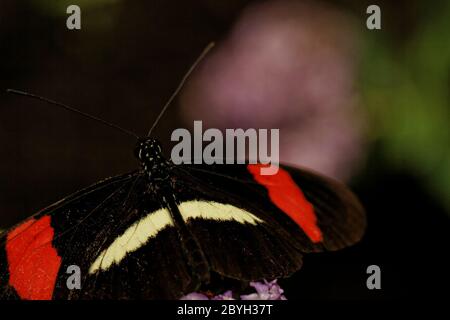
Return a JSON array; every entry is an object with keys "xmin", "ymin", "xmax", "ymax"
[{"xmin": 180, "ymin": 0, "xmax": 366, "ymax": 181}]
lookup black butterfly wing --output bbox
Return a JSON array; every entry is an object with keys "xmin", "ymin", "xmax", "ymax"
[
  {"xmin": 281, "ymin": 165, "xmax": 366, "ymax": 250},
  {"xmin": 171, "ymin": 163, "xmax": 366, "ymax": 281},
  {"xmin": 0, "ymin": 161, "xmax": 365, "ymax": 299},
  {"xmin": 0, "ymin": 172, "xmax": 193, "ymax": 300}
]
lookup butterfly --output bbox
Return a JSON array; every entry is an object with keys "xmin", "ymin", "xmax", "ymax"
[{"xmin": 0, "ymin": 44, "xmax": 365, "ymax": 300}]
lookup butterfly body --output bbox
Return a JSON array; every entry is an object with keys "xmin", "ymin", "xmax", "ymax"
[{"xmin": 0, "ymin": 137, "xmax": 366, "ymax": 300}]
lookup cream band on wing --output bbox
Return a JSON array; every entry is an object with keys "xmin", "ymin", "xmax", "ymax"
[
  {"xmin": 178, "ymin": 200, "xmax": 263, "ymax": 226},
  {"xmin": 88, "ymin": 208, "xmax": 173, "ymax": 274},
  {"xmin": 89, "ymin": 201, "xmax": 263, "ymax": 274}
]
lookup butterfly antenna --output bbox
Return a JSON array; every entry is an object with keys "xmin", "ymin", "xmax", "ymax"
[
  {"xmin": 6, "ymin": 89, "xmax": 139, "ymax": 139},
  {"xmin": 147, "ymin": 42, "xmax": 215, "ymax": 137}
]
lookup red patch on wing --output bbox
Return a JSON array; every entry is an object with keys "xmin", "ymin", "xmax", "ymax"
[
  {"xmin": 6, "ymin": 215, "xmax": 61, "ymax": 300},
  {"xmin": 248, "ymin": 164, "xmax": 323, "ymax": 243}
]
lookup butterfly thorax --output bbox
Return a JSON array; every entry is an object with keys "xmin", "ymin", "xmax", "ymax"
[{"xmin": 135, "ymin": 138, "xmax": 171, "ymax": 181}]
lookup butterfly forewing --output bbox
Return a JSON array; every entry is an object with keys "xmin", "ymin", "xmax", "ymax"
[
  {"xmin": 0, "ymin": 172, "xmax": 194, "ymax": 299},
  {"xmin": 177, "ymin": 164, "xmax": 366, "ymax": 251}
]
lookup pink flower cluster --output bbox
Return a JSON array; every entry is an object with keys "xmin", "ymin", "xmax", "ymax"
[{"xmin": 180, "ymin": 279, "xmax": 287, "ymax": 300}]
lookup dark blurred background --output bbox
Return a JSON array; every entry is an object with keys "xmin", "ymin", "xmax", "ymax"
[{"xmin": 0, "ymin": 0, "xmax": 448, "ymax": 300}]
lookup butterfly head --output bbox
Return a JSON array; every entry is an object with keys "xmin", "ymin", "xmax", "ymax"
[{"xmin": 135, "ymin": 138, "xmax": 169, "ymax": 175}]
